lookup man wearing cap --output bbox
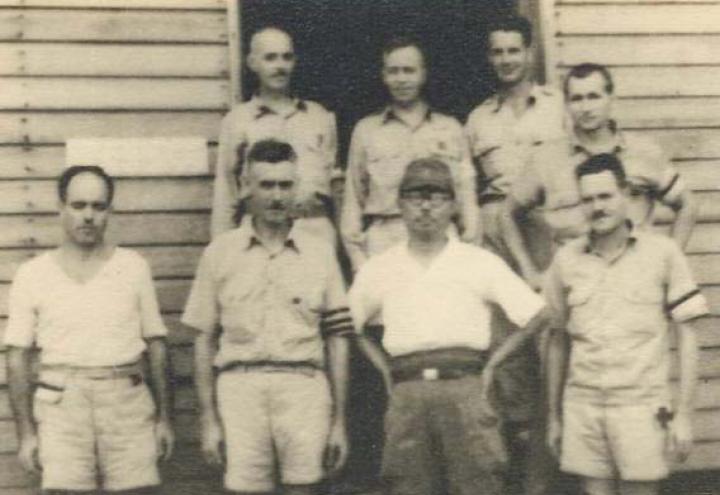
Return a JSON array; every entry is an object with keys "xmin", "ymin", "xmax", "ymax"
[
  {"xmin": 184, "ymin": 139, "xmax": 351, "ymax": 495},
  {"xmin": 465, "ymin": 15, "xmax": 566, "ymax": 494},
  {"xmin": 5, "ymin": 165, "xmax": 174, "ymax": 494},
  {"xmin": 341, "ymin": 37, "xmax": 478, "ymax": 272},
  {"xmin": 544, "ymin": 153, "xmax": 707, "ymax": 495},
  {"xmin": 505, "ymin": 63, "xmax": 696, "ymax": 288},
  {"xmin": 349, "ymin": 158, "xmax": 550, "ymax": 495},
  {"xmin": 211, "ymin": 26, "xmax": 339, "ymax": 243}
]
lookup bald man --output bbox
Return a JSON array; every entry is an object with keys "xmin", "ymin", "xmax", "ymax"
[{"xmin": 211, "ymin": 27, "xmax": 339, "ymax": 243}]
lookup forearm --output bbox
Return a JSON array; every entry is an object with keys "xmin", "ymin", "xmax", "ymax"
[
  {"xmin": 502, "ymin": 201, "xmax": 538, "ymax": 278},
  {"xmin": 327, "ymin": 336, "xmax": 350, "ymax": 424},
  {"xmin": 194, "ymin": 333, "xmax": 219, "ymax": 421},
  {"xmin": 675, "ymin": 322, "xmax": 699, "ymax": 415},
  {"xmin": 7, "ymin": 347, "xmax": 35, "ymax": 439},
  {"xmin": 546, "ymin": 329, "xmax": 569, "ymax": 421},
  {"xmin": 357, "ymin": 335, "xmax": 392, "ymax": 384},
  {"xmin": 487, "ymin": 308, "xmax": 549, "ymax": 369},
  {"xmin": 147, "ymin": 338, "xmax": 173, "ymax": 422},
  {"xmin": 670, "ymin": 195, "xmax": 697, "ymax": 251}
]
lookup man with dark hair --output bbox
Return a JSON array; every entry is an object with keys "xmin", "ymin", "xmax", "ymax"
[
  {"xmin": 211, "ymin": 27, "xmax": 339, "ymax": 243},
  {"xmin": 465, "ymin": 15, "xmax": 565, "ymax": 495},
  {"xmin": 349, "ymin": 157, "xmax": 549, "ymax": 495},
  {"xmin": 505, "ymin": 63, "xmax": 696, "ymax": 288},
  {"xmin": 341, "ymin": 37, "xmax": 478, "ymax": 272},
  {"xmin": 5, "ymin": 165, "xmax": 174, "ymax": 494},
  {"xmin": 185, "ymin": 139, "xmax": 351, "ymax": 495},
  {"xmin": 544, "ymin": 153, "xmax": 707, "ymax": 495}
]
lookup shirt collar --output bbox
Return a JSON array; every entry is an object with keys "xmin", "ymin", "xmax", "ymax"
[
  {"xmin": 240, "ymin": 217, "xmax": 301, "ymax": 253},
  {"xmin": 382, "ymin": 104, "xmax": 433, "ymax": 126},
  {"xmin": 492, "ymin": 82, "xmax": 541, "ymax": 114},
  {"xmin": 583, "ymin": 220, "xmax": 637, "ymax": 256},
  {"xmin": 569, "ymin": 119, "xmax": 625, "ymax": 156},
  {"xmin": 251, "ymin": 96, "xmax": 308, "ymax": 120}
]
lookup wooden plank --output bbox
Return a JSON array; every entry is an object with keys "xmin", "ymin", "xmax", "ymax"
[
  {"xmin": 623, "ymin": 129, "xmax": 720, "ymax": 161},
  {"xmin": 0, "ymin": 392, "xmax": 10, "ymax": 420},
  {"xmin": 0, "ymin": 0, "xmax": 225, "ymax": 8},
  {"xmin": 0, "ymin": 419, "xmax": 17, "ymax": 454},
  {"xmin": 0, "ymin": 78, "xmax": 229, "ymax": 111},
  {"xmin": 689, "ymin": 255, "xmax": 720, "ymax": 286},
  {"xmin": 654, "ymin": 191, "xmax": 720, "ymax": 223},
  {"xmin": 0, "ymin": 244, "xmax": 204, "ymax": 282},
  {"xmin": 0, "ymin": 177, "xmax": 211, "ymax": 214},
  {"xmin": 0, "ymin": 112, "xmax": 223, "ymax": 145},
  {"xmin": 0, "ymin": 43, "xmax": 228, "ymax": 77},
  {"xmin": 615, "ymin": 98, "xmax": 720, "ymax": 128},
  {"xmin": 671, "ymin": 348, "xmax": 720, "ymax": 379},
  {"xmin": 677, "ymin": 440, "xmax": 720, "ymax": 471},
  {"xmin": 0, "ymin": 145, "xmax": 219, "ymax": 180},
  {"xmin": 0, "ymin": 212, "xmax": 209, "ymax": 248},
  {"xmin": 0, "ymin": 453, "xmax": 36, "ymax": 488},
  {"xmin": 557, "ymin": 4, "xmax": 720, "ymax": 34},
  {"xmin": 0, "ymin": 9, "xmax": 227, "ymax": 43},
  {"xmin": 557, "ymin": 65, "xmax": 720, "ymax": 98},
  {"xmin": 558, "ymin": 34, "xmax": 720, "ymax": 66}
]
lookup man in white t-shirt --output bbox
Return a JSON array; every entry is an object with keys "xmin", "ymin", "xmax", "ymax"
[
  {"xmin": 349, "ymin": 158, "xmax": 550, "ymax": 495},
  {"xmin": 4, "ymin": 165, "xmax": 174, "ymax": 494}
]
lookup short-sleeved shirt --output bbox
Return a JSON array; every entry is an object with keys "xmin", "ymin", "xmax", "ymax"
[
  {"xmin": 4, "ymin": 248, "xmax": 168, "ymax": 367},
  {"xmin": 543, "ymin": 229, "xmax": 708, "ymax": 406},
  {"xmin": 349, "ymin": 238, "xmax": 545, "ymax": 357},
  {"xmin": 465, "ymin": 84, "xmax": 565, "ymax": 199},
  {"xmin": 340, "ymin": 106, "xmax": 477, "ymax": 264},
  {"xmin": 211, "ymin": 97, "xmax": 338, "ymax": 238},
  {"xmin": 182, "ymin": 219, "xmax": 351, "ymax": 368},
  {"xmin": 511, "ymin": 125, "xmax": 687, "ymax": 270}
]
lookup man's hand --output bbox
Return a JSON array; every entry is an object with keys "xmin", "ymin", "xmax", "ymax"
[
  {"xmin": 201, "ymin": 413, "xmax": 224, "ymax": 466},
  {"xmin": 324, "ymin": 419, "xmax": 349, "ymax": 476},
  {"xmin": 546, "ymin": 416, "xmax": 562, "ymax": 460},
  {"xmin": 155, "ymin": 418, "xmax": 175, "ymax": 461},
  {"xmin": 668, "ymin": 412, "xmax": 693, "ymax": 463},
  {"xmin": 523, "ymin": 268, "xmax": 543, "ymax": 293},
  {"xmin": 17, "ymin": 432, "xmax": 40, "ymax": 474},
  {"xmin": 479, "ymin": 364, "xmax": 496, "ymax": 405}
]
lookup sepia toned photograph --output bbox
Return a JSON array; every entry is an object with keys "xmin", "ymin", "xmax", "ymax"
[{"xmin": 0, "ymin": 1, "xmax": 718, "ymax": 494}]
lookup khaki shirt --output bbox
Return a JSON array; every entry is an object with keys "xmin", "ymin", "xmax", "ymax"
[
  {"xmin": 465, "ymin": 84, "xmax": 565, "ymax": 199},
  {"xmin": 211, "ymin": 97, "xmax": 337, "ymax": 238},
  {"xmin": 341, "ymin": 106, "xmax": 477, "ymax": 266},
  {"xmin": 511, "ymin": 126, "xmax": 687, "ymax": 270},
  {"xmin": 182, "ymin": 220, "xmax": 351, "ymax": 368},
  {"xmin": 544, "ymin": 229, "xmax": 708, "ymax": 405}
]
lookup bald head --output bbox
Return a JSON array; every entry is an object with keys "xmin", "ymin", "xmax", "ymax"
[{"xmin": 248, "ymin": 27, "xmax": 295, "ymax": 93}]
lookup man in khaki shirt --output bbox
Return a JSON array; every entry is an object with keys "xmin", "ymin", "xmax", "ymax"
[
  {"xmin": 544, "ymin": 153, "xmax": 707, "ymax": 495},
  {"xmin": 211, "ymin": 27, "xmax": 338, "ymax": 244},
  {"xmin": 341, "ymin": 37, "xmax": 478, "ymax": 272},
  {"xmin": 506, "ymin": 64, "xmax": 696, "ymax": 288}
]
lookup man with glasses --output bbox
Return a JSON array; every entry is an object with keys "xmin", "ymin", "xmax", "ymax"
[{"xmin": 349, "ymin": 158, "xmax": 549, "ymax": 495}]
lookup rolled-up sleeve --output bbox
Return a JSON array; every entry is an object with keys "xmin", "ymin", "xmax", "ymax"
[
  {"xmin": 137, "ymin": 258, "xmax": 168, "ymax": 339},
  {"xmin": 665, "ymin": 242, "xmax": 709, "ymax": 323},
  {"xmin": 485, "ymin": 253, "xmax": 545, "ymax": 328},
  {"xmin": 4, "ymin": 265, "xmax": 37, "ymax": 348},
  {"xmin": 348, "ymin": 262, "xmax": 382, "ymax": 334},
  {"xmin": 341, "ymin": 121, "xmax": 370, "ymax": 270},
  {"xmin": 181, "ymin": 246, "xmax": 220, "ymax": 334},
  {"xmin": 211, "ymin": 111, "xmax": 243, "ymax": 239}
]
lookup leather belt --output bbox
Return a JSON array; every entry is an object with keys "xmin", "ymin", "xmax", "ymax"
[
  {"xmin": 39, "ymin": 361, "xmax": 143, "ymax": 380},
  {"xmin": 391, "ymin": 361, "xmax": 486, "ymax": 384},
  {"xmin": 217, "ymin": 360, "xmax": 321, "ymax": 374}
]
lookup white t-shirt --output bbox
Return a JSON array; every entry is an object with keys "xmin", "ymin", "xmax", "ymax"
[
  {"xmin": 4, "ymin": 247, "xmax": 167, "ymax": 367},
  {"xmin": 349, "ymin": 238, "xmax": 545, "ymax": 357}
]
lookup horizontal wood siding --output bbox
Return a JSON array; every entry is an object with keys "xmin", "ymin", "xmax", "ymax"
[
  {"xmin": 0, "ymin": 0, "xmax": 229, "ymax": 490},
  {"xmin": 549, "ymin": 0, "xmax": 720, "ymax": 471}
]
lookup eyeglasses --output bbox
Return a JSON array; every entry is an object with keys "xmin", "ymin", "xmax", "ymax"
[{"xmin": 400, "ymin": 190, "xmax": 454, "ymax": 207}]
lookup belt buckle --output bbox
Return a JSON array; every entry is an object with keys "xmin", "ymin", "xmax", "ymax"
[{"xmin": 422, "ymin": 368, "xmax": 439, "ymax": 381}]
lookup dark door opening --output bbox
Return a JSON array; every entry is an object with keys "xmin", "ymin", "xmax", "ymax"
[{"xmin": 241, "ymin": 0, "xmax": 516, "ymax": 164}]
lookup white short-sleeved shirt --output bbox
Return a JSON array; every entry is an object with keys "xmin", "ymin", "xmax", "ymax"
[
  {"xmin": 349, "ymin": 238, "xmax": 545, "ymax": 356},
  {"xmin": 4, "ymin": 248, "xmax": 168, "ymax": 367}
]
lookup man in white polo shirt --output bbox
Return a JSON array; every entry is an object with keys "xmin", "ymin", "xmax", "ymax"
[
  {"xmin": 349, "ymin": 158, "xmax": 549, "ymax": 495},
  {"xmin": 5, "ymin": 165, "xmax": 174, "ymax": 494}
]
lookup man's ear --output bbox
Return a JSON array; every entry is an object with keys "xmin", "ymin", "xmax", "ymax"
[{"xmin": 247, "ymin": 52, "xmax": 257, "ymax": 73}]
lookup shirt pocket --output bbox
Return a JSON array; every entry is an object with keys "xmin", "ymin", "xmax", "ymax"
[
  {"xmin": 282, "ymin": 285, "xmax": 324, "ymax": 343},
  {"xmin": 425, "ymin": 134, "xmax": 462, "ymax": 164},
  {"xmin": 218, "ymin": 280, "xmax": 258, "ymax": 344},
  {"xmin": 617, "ymin": 283, "xmax": 665, "ymax": 335},
  {"xmin": 566, "ymin": 284, "xmax": 595, "ymax": 337},
  {"xmin": 366, "ymin": 140, "xmax": 407, "ymax": 190}
]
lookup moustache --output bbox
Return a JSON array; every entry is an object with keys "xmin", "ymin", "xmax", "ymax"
[
  {"xmin": 272, "ymin": 70, "xmax": 288, "ymax": 77},
  {"xmin": 591, "ymin": 211, "xmax": 608, "ymax": 221}
]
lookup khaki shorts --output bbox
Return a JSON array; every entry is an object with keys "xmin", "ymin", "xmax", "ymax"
[
  {"xmin": 561, "ymin": 400, "xmax": 670, "ymax": 481},
  {"xmin": 33, "ymin": 372, "xmax": 159, "ymax": 491},
  {"xmin": 217, "ymin": 369, "xmax": 332, "ymax": 492}
]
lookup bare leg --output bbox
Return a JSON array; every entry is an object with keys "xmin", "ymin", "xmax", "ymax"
[
  {"xmin": 618, "ymin": 480, "xmax": 660, "ymax": 495},
  {"xmin": 582, "ymin": 477, "xmax": 617, "ymax": 495}
]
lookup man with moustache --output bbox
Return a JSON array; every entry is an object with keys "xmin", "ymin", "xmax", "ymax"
[
  {"xmin": 5, "ymin": 165, "xmax": 174, "ymax": 494},
  {"xmin": 349, "ymin": 158, "xmax": 550, "ymax": 495},
  {"xmin": 211, "ymin": 27, "xmax": 338, "ymax": 243},
  {"xmin": 184, "ymin": 139, "xmax": 351, "ymax": 495},
  {"xmin": 465, "ymin": 16, "xmax": 566, "ymax": 495},
  {"xmin": 341, "ymin": 37, "xmax": 478, "ymax": 272},
  {"xmin": 544, "ymin": 153, "xmax": 707, "ymax": 495},
  {"xmin": 505, "ymin": 63, "xmax": 697, "ymax": 285}
]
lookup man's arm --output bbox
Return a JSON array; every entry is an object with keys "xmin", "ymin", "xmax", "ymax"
[
  {"xmin": 340, "ymin": 123, "xmax": 369, "ymax": 272},
  {"xmin": 546, "ymin": 327, "xmax": 569, "ymax": 458},
  {"xmin": 7, "ymin": 346, "xmax": 39, "ymax": 473},
  {"xmin": 669, "ymin": 321, "xmax": 699, "ymax": 462},
  {"xmin": 325, "ymin": 335, "xmax": 350, "ymax": 473},
  {"xmin": 455, "ymin": 125, "xmax": 480, "ymax": 243},
  {"xmin": 146, "ymin": 337, "xmax": 174, "ymax": 461},
  {"xmin": 356, "ymin": 335, "xmax": 392, "ymax": 394},
  {"xmin": 502, "ymin": 198, "xmax": 542, "ymax": 290},
  {"xmin": 669, "ymin": 188, "xmax": 697, "ymax": 251},
  {"xmin": 485, "ymin": 307, "xmax": 550, "ymax": 372},
  {"xmin": 194, "ymin": 330, "xmax": 224, "ymax": 466},
  {"xmin": 211, "ymin": 112, "xmax": 242, "ymax": 238}
]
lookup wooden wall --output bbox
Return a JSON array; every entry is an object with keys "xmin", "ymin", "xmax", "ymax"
[
  {"xmin": 0, "ymin": 0, "xmax": 230, "ymax": 492},
  {"xmin": 543, "ymin": 0, "xmax": 720, "ymax": 472}
]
